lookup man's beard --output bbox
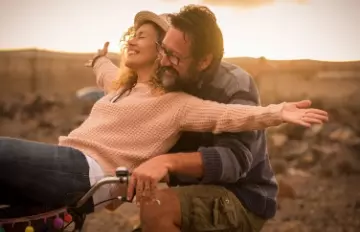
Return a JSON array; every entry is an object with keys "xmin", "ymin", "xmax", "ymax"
[{"xmin": 156, "ymin": 64, "xmax": 199, "ymax": 93}]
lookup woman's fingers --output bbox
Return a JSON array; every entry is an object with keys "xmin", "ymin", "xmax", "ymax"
[
  {"xmin": 285, "ymin": 106, "xmax": 329, "ymax": 127},
  {"xmin": 300, "ymin": 111, "xmax": 329, "ymax": 126},
  {"xmin": 102, "ymin": 41, "xmax": 110, "ymax": 55},
  {"xmin": 305, "ymin": 112, "xmax": 329, "ymax": 122},
  {"xmin": 294, "ymin": 100, "xmax": 312, "ymax": 109},
  {"xmin": 307, "ymin": 108, "xmax": 328, "ymax": 117},
  {"xmin": 103, "ymin": 41, "xmax": 109, "ymax": 48},
  {"xmin": 303, "ymin": 117, "xmax": 323, "ymax": 124},
  {"xmin": 295, "ymin": 119, "xmax": 311, "ymax": 128}
]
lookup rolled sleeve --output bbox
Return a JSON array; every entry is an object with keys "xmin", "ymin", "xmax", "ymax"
[{"xmin": 198, "ymin": 146, "xmax": 223, "ymax": 183}]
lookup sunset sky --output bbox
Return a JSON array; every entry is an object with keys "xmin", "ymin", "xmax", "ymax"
[{"xmin": 0, "ymin": 0, "xmax": 359, "ymax": 61}]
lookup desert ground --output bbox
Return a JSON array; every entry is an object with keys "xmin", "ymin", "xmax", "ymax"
[{"xmin": 0, "ymin": 50, "xmax": 360, "ymax": 231}]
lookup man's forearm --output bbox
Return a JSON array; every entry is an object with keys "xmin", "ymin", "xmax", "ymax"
[{"xmin": 163, "ymin": 152, "xmax": 204, "ymax": 178}]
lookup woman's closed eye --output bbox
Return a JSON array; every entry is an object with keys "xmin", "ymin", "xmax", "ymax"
[{"xmin": 133, "ymin": 35, "xmax": 146, "ymax": 40}]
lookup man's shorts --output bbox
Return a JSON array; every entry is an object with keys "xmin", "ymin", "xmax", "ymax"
[{"xmin": 172, "ymin": 185, "xmax": 266, "ymax": 232}]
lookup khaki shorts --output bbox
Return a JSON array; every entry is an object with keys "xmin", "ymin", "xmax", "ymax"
[{"xmin": 172, "ymin": 185, "xmax": 266, "ymax": 232}]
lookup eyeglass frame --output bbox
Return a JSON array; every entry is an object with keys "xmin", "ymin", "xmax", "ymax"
[{"xmin": 156, "ymin": 42, "xmax": 192, "ymax": 66}]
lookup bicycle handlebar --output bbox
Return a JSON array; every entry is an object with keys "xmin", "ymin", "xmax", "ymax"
[
  {"xmin": 69, "ymin": 166, "xmax": 168, "ymax": 231},
  {"xmin": 75, "ymin": 167, "xmax": 130, "ymax": 208}
]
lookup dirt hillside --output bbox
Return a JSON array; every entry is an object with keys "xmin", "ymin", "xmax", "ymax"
[{"xmin": 0, "ymin": 93, "xmax": 359, "ymax": 231}]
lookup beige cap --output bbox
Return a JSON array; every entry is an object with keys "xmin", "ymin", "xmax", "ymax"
[{"xmin": 134, "ymin": 10, "xmax": 171, "ymax": 32}]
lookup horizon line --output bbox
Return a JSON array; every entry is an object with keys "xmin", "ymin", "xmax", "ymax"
[{"xmin": 1, "ymin": 47, "xmax": 359, "ymax": 63}]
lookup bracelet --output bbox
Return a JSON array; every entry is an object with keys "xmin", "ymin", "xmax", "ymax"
[{"xmin": 90, "ymin": 55, "xmax": 105, "ymax": 67}]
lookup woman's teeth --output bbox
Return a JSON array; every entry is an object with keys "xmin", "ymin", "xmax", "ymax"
[{"xmin": 128, "ymin": 50, "xmax": 138, "ymax": 55}]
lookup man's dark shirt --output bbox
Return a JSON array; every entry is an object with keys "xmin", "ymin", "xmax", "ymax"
[{"xmin": 169, "ymin": 61, "xmax": 278, "ymax": 219}]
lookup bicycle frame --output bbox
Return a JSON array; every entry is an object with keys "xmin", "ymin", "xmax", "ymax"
[{"xmin": 67, "ymin": 166, "xmax": 133, "ymax": 232}]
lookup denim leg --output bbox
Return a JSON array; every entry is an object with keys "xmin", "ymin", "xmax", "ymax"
[{"xmin": 0, "ymin": 136, "xmax": 94, "ymax": 217}]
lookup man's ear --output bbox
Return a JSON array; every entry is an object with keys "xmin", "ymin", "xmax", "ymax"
[{"xmin": 197, "ymin": 54, "xmax": 213, "ymax": 71}]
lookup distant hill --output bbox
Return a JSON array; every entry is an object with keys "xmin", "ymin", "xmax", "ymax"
[
  {"xmin": 1, "ymin": 49, "xmax": 360, "ymax": 75},
  {"xmin": 224, "ymin": 57, "xmax": 360, "ymax": 74},
  {"xmin": 0, "ymin": 49, "xmax": 359, "ymax": 106}
]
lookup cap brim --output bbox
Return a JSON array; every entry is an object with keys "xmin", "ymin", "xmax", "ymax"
[{"xmin": 134, "ymin": 11, "xmax": 170, "ymax": 32}]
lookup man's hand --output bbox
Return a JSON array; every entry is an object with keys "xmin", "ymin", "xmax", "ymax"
[
  {"xmin": 84, "ymin": 41, "xmax": 110, "ymax": 67},
  {"xmin": 127, "ymin": 155, "xmax": 172, "ymax": 204}
]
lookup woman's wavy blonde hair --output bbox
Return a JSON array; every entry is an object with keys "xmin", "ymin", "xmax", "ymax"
[{"xmin": 111, "ymin": 21, "xmax": 166, "ymax": 96}]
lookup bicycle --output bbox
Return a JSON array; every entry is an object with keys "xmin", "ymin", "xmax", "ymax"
[
  {"xmin": 67, "ymin": 167, "xmax": 137, "ymax": 232},
  {"xmin": 0, "ymin": 167, "xmax": 141, "ymax": 232}
]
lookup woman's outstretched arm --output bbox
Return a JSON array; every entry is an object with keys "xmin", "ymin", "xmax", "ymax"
[
  {"xmin": 178, "ymin": 94, "xmax": 327, "ymax": 133},
  {"xmin": 86, "ymin": 42, "xmax": 118, "ymax": 93},
  {"xmin": 93, "ymin": 57, "xmax": 119, "ymax": 94}
]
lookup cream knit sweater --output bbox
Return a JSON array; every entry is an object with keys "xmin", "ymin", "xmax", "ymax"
[{"xmin": 58, "ymin": 57, "xmax": 284, "ymax": 174}]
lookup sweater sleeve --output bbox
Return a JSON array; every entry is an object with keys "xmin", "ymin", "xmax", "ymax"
[
  {"xmin": 93, "ymin": 57, "xmax": 119, "ymax": 93},
  {"xmin": 179, "ymin": 94, "xmax": 285, "ymax": 133}
]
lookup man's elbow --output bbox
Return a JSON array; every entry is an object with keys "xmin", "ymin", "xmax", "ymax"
[
  {"xmin": 201, "ymin": 146, "xmax": 251, "ymax": 184},
  {"xmin": 214, "ymin": 147, "xmax": 251, "ymax": 183}
]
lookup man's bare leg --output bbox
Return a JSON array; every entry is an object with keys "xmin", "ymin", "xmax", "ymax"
[{"xmin": 140, "ymin": 188, "xmax": 182, "ymax": 232}]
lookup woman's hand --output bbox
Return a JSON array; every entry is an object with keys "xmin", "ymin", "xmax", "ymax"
[
  {"xmin": 84, "ymin": 41, "xmax": 110, "ymax": 67},
  {"xmin": 281, "ymin": 100, "xmax": 329, "ymax": 127}
]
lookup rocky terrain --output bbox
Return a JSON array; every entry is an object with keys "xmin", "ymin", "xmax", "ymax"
[{"xmin": 0, "ymin": 95, "xmax": 360, "ymax": 231}]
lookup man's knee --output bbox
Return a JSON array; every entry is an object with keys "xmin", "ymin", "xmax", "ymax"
[
  {"xmin": 140, "ymin": 188, "xmax": 181, "ymax": 227},
  {"xmin": 170, "ymin": 185, "xmax": 265, "ymax": 232}
]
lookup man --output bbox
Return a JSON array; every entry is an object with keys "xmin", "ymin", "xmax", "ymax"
[{"xmin": 128, "ymin": 5, "xmax": 277, "ymax": 232}]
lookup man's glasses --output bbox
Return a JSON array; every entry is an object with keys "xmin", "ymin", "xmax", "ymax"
[{"xmin": 156, "ymin": 42, "xmax": 181, "ymax": 66}]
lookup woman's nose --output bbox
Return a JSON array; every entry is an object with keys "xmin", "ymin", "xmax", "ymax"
[{"xmin": 127, "ymin": 37, "xmax": 137, "ymax": 46}]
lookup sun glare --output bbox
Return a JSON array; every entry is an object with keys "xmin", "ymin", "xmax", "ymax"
[{"xmin": 0, "ymin": 0, "xmax": 359, "ymax": 61}]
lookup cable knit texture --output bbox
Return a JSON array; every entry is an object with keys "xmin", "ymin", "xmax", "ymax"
[{"xmin": 58, "ymin": 57, "xmax": 284, "ymax": 174}]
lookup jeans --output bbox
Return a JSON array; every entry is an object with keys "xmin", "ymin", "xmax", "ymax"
[{"xmin": 0, "ymin": 137, "xmax": 94, "ymax": 218}]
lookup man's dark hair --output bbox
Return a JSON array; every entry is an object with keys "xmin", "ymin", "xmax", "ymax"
[{"xmin": 169, "ymin": 5, "xmax": 224, "ymax": 73}]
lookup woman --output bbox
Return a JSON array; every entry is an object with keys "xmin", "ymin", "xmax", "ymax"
[{"xmin": 0, "ymin": 11, "xmax": 328, "ymax": 225}]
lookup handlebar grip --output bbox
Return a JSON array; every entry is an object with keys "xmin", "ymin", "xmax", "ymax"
[
  {"xmin": 115, "ymin": 167, "xmax": 129, "ymax": 178},
  {"xmin": 115, "ymin": 166, "xmax": 166, "ymax": 203},
  {"xmin": 115, "ymin": 167, "xmax": 136, "ymax": 202}
]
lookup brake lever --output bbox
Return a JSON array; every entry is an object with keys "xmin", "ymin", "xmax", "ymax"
[
  {"xmin": 115, "ymin": 167, "xmax": 136, "ymax": 203},
  {"xmin": 118, "ymin": 169, "xmax": 167, "ymax": 203}
]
